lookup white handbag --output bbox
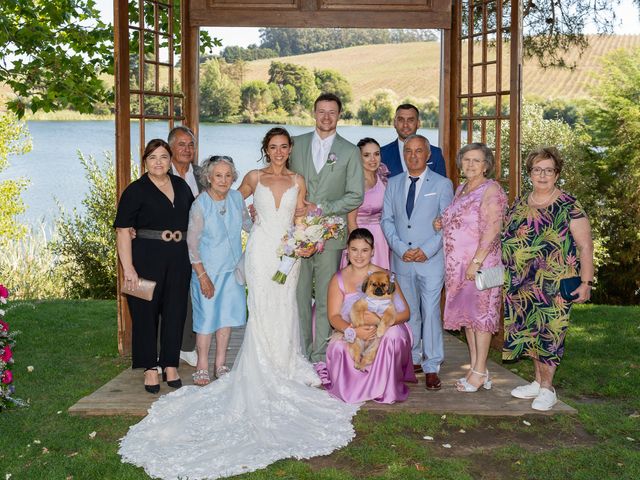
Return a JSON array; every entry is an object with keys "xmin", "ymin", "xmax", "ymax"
[{"xmin": 475, "ymin": 265, "xmax": 505, "ymax": 291}]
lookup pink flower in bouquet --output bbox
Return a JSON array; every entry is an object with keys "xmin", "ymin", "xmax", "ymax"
[
  {"xmin": 0, "ymin": 284, "xmax": 8, "ymax": 299},
  {"xmin": 1, "ymin": 346, "xmax": 12, "ymax": 362},
  {"xmin": 0, "ymin": 320, "xmax": 8, "ymax": 332},
  {"xmin": 1, "ymin": 369, "xmax": 12, "ymax": 384}
]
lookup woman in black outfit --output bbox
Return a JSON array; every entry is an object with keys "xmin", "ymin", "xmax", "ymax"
[{"xmin": 115, "ymin": 139, "xmax": 194, "ymax": 393}]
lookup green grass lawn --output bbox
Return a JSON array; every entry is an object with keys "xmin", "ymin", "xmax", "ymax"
[{"xmin": 1, "ymin": 301, "xmax": 638, "ymax": 479}]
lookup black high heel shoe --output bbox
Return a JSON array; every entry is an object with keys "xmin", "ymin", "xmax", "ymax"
[
  {"xmin": 162, "ymin": 368, "xmax": 182, "ymax": 389},
  {"xmin": 144, "ymin": 367, "xmax": 160, "ymax": 394}
]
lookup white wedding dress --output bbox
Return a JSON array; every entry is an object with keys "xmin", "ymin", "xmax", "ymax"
[{"xmin": 119, "ymin": 180, "xmax": 359, "ymax": 480}]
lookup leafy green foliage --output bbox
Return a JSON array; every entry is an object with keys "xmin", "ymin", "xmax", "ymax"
[
  {"xmin": 221, "ymin": 45, "xmax": 278, "ymax": 63},
  {"xmin": 268, "ymin": 61, "xmax": 319, "ymax": 113},
  {"xmin": 0, "ymin": 113, "xmax": 31, "ymax": 245},
  {"xmin": 199, "ymin": 58, "xmax": 241, "ymax": 120},
  {"xmin": 240, "ymin": 80, "xmax": 273, "ymax": 121},
  {"xmin": 259, "ymin": 28, "xmax": 437, "ymax": 56},
  {"xmin": 580, "ymin": 47, "xmax": 640, "ymax": 303},
  {"xmin": 357, "ymin": 90, "xmax": 395, "ymax": 125},
  {"xmin": 314, "ymin": 69, "xmax": 353, "ymax": 106},
  {"xmin": 0, "ymin": 0, "xmax": 112, "ymax": 117},
  {"xmin": 50, "ymin": 153, "xmax": 119, "ymax": 299}
]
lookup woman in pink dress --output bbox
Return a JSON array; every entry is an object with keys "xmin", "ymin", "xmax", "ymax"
[
  {"xmin": 340, "ymin": 138, "xmax": 390, "ymax": 269},
  {"xmin": 316, "ymin": 228, "xmax": 417, "ymax": 403},
  {"xmin": 438, "ymin": 143, "xmax": 507, "ymax": 393}
]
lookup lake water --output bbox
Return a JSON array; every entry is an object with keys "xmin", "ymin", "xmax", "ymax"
[{"xmin": 0, "ymin": 121, "xmax": 440, "ymax": 227}]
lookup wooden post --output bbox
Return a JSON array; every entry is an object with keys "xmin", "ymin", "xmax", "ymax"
[
  {"xmin": 182, "ymin": 0, "xmax": 200, "ymax": 153},
  {"xmin": 509, "ymin": 0, "xmax": 523, "ymax": 203},
  {"xmin": 114, "ymin": 0, "xmax": 132, "ymax": 356}
]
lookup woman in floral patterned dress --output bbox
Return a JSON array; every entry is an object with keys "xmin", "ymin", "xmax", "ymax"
[{"xmin": 502, "ymin": 147, "xmax": 594, "ymax": 411}]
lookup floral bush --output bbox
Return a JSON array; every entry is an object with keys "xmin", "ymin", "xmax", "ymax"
[{"xmin": 0, "ymin": 283, "xmax": 25, "ymax": 410}]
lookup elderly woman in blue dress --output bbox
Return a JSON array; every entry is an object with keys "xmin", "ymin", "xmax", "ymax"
[{"xmin": 187, "ymin": 156, "xmax": 252, "ymax": 385}]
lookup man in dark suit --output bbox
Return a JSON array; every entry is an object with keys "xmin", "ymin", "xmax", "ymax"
[{"xmin": 380, "ymin": 104, "xmax": 447, "ymax": 178}]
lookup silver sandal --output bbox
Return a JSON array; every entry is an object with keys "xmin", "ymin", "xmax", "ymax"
[
  {"xmin": 192, "ymin": 369, "xmax": 211, "ymax": 386},
  {"xmin": 215, "ymin": 366, "xmax": 230, "ymax": 379}
]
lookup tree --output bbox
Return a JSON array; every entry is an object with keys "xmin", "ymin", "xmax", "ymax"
[
  {"xmin": 240, "ymin": 80, "xmax": 272, "ymax": 120},
  {"xmin": 0, "ymin": 0, "xmax": 218, "ymax": 118},
  {"xmin": 0, "ymin": 113, "xmax": 31, "ymax": 246},
  {"xmin": 580, "ymin": 48, "xmax": 640, "ymax": 304},
  {"xmin": 268, "ymin": 62, "xmax": 319, "ymax": 112},
  {"xmin": 522, "ymin": 0, "xmax": 632, "ymax": 68},
  {"xmin": 314, "ymin": 69, "xmax": 353, "ymax": 106},
  {"xmin": 357, "ymin": 90, "xmax": 395, "ymax": 125},
  {"xmin": 199, "ymin": 59, "xmax": 241, "ymax": 120}
]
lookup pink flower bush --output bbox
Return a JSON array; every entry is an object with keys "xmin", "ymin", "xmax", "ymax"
[
  {"xmin": 1, "ymin": 369, "xmax": 13, "ymax": 384},
  {"xmin": 1, "ymin": 346, "xmax": 12, "ymax": 362}
]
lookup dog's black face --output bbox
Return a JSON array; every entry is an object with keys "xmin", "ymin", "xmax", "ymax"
[{"xmin": 361, "ymin": 272, "xmax": 395, "ymax": 296}]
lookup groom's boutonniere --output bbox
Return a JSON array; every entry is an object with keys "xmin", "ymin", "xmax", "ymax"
[{"xmin": 326, "ymin": 152, "xmax": 338, "ymax": 171}]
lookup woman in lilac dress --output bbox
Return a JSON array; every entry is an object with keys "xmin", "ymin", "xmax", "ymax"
[
  {"xmin": 438, "ymin": 143, "xmax": 507, "ymax": 393},
  {"xmin": 316, "ymin": 228, "xmax": 416, "ymax": 403},
  {"xmin": 340, "ymin": 138, "xmax": 390, "ymax": 269}
]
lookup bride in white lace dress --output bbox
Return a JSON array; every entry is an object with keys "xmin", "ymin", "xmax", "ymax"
[{"xmin": 119, "ymin": 128, "xmax": 358, "ymax": 480}]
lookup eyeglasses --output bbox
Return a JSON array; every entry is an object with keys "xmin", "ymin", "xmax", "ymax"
[{"xmin": 530, "ymin": 167, "xmax": 557, "ymax": 177}]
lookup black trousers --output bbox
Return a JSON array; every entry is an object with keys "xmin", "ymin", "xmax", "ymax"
[{"xmin": 127, "ymin": 239, "xmax": 191, "ymax": 369}]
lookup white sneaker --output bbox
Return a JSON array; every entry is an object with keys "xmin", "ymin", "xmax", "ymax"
[
  {"xmin": 510, "ymin": 381, "xmax": 541, "ymax": 399},
  {"xmin": 180, "ymin": 350, "xmax": 198, "ymax": 367},
  {"xmin": 531, "ymin": 388, "xmax": 558, "ymax": 411}
]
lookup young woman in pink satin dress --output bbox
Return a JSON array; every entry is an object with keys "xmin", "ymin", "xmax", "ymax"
[
  {"xmin": 340, "ymin": 138, "xmax": 390, "ymax": 269},
  {"xmin": 316, "ymin": 228, "xmax": 417, "ymax": 403}
]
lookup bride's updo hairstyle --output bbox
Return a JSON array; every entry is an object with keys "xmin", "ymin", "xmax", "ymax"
[
  {"xmin": 260, "ymin": 127, "xmax": 294, "ymax": 168},
  {"xmin": 347, "ymin": 228, "xmax": 374, "ymax": 249}
]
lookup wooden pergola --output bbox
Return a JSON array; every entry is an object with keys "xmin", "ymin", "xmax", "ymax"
[{"xmin": 113, "ymin": 0, "xmax": 522, "ymax": 355}]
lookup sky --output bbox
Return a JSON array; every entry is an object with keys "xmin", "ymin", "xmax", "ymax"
[{"xmin": 94, "ymin": 0, "xmax": 640, "ymax": 50}]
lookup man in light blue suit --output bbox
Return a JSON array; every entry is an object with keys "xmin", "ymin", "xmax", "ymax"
[
  {"xmin": 381, "ymin": 134, "xmax": 453, "ymax": 390},
  {"xmin": 380, "ymin": 104, "xmax": 447, "ymax": 178}
]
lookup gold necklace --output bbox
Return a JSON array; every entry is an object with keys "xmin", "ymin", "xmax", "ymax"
[
  {"xmin": 530, "ymin": 187, "xmax": 557, "ymax": 206},
  {"xmin": 150, "ymin": 175, "xmax": 170, "ymax": 188}
]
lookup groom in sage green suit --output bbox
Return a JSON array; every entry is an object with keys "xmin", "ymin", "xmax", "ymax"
[{"xmin": 289, "ymin": 93, "xmax": 365, "ymax": 362}]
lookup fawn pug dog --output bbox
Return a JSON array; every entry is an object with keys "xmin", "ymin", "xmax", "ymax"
[{"xmin": 348, "ymin": 271, "xmax": 397, "ymax": 370}]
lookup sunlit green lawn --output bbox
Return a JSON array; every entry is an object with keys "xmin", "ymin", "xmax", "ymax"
[{"xmin": 0, "ymin": 301, "xmax": 638, "ymax": 479}]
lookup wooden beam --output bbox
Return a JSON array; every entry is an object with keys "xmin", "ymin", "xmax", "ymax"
[
  {"xmin": 446, "ymin": 0, "xmax": 461, "ymax": 187},
  {"xmin": 114, "ymin": 0, "xmax": 132, "ymax": 356},
  {"xmin": 439, "ymin": 28, "xmax": 453, "ymax": 180},
  {"xmin": 189, "ymin": 0, "xmax": 452, "ymax": 28}
]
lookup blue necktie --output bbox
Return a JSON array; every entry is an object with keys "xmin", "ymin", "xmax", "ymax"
[{"xmin": 406, "ymin": 176, "xmax": 419, "ymax": 219}]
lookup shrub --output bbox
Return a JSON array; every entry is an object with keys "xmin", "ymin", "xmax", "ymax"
[{"xmin": 50, "ymin": 152, "xmax": 119, "ymax": 299}]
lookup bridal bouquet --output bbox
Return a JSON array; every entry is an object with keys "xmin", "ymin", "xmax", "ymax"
[{"xmin": 272, "ymin": 208, "xmax": 346, "ymax": 284}]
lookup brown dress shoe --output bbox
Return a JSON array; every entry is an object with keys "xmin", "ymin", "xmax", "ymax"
[
  {"xmin": 413, "ymin": 363, "xmax": 423, "ymax": 373},
  {"xmin": 425, "ymin": 372, "xmax": 442, "ymax": 390}
]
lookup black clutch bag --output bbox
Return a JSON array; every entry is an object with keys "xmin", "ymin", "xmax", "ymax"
[{"xmin": 559, "ymin": 276, "xmax": 581, "ymax": 301}]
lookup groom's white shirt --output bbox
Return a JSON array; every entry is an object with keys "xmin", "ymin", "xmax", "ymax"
[{"xmin": 311, "ymin": 131, "xmax": 336, "ymax": 173}]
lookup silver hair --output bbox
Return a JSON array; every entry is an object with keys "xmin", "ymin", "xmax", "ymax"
[
  {"xmin": 403, "ymin": 134, "xmax": 430, "ymax": 149},
  {"xmin": 455, "ymin": 143, "xmax": 495, "ymax": 177},
  {"xmin": 168, "ymin": 126, "xmax": 195, "ymax": 146},
  {"xmin": 199, "ymin": 155, "xmax": 238, "ymax": 185}
]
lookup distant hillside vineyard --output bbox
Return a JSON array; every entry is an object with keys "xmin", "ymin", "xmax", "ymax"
[{"xmin": 244, "ymin": 35, "xmax": 640, "ymax": 106}]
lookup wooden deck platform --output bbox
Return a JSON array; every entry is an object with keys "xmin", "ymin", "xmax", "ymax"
[{"xmin": 69, "ymin": 329, "xmax": 575, "ymax": 417}]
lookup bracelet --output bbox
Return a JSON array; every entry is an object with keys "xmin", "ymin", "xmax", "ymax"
[
  {"xmin": 581, "ymin": 280, "xmax": 594, "ymax": 287},
  {"xmin": 343, "ymin": 327, "xmax": 356, "ymax": 344},
  {"xmin": 197, "ymin": 271, "xmax": 207, "ymax": 279}
]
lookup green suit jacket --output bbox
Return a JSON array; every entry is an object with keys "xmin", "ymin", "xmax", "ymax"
[{"xmin": 290, "ymin": 131, "xmax": 364, "ymax": 249}]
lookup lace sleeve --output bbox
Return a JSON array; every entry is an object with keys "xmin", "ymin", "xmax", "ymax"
[
  {"xmin": 478, "ymin": 182, "xmax": 507, "ymax": 251},
  {"xmin": 187, "ymin": 200, "xmax": 204, "ymax": 264}
]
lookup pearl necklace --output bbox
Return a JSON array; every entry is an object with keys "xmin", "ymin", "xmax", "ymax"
[{"xmin": 529, "ymin": 187, "xmax": 557, "ymax": 206}]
